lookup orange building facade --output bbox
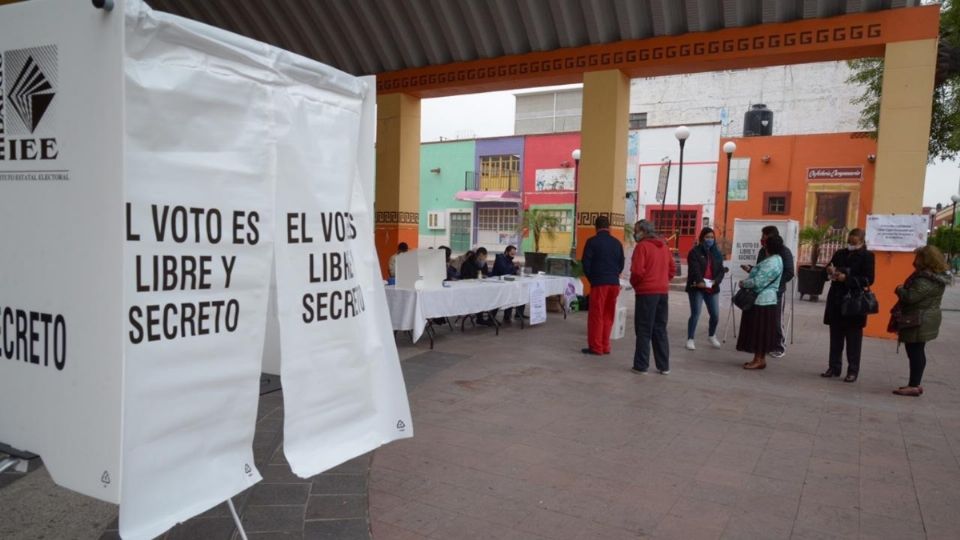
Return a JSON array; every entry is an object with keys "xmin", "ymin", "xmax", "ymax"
[{"xmin": 716, "ymin": 132, "xmax": 878, "ymax": 260}]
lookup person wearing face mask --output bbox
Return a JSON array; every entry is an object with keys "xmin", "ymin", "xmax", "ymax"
[
  {"xmin": 685, "ymin": 227, "xmax": 726, "ymax": 350},
  {"xmin": 821, "ymin": 228, "xmax": 875, "ymax": 382},
  {"xmin": 492, "ymin": 245, "xmax": 525, "ymax": 323},
  {"xmin": 460, "ymin": 247, "xmax": 494, "ymax": 326},
  {"xmin": 629, "ymin": 220, "xmax": 677, "ymax": 374}
]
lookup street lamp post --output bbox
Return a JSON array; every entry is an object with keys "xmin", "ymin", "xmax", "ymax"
[
  {"xmin": 930, "ymin": 207, "xmax": 938, "ymax": 233},
  {"xmin": 721, "ymin": 141, "xmax": 737, "ymax": 253},
  {"xmin": 571, "ymin": 148, "xmax": 581, "ymax": 258},
  {"xmin": 674, "ymin": 126, "xmax": 690, "ymax": 252}
]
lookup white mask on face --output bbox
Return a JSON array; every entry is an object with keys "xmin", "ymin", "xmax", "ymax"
[{"xmin": 848, "ymin": 243, "xmax": 860, "ymax": 251}]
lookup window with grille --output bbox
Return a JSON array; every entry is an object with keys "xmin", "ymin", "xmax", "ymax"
[
  {"xmin": 479, "ymin": 155, "xmax": 521, "ymax": 191},
  {"xmin": 478, "ymin": 208, "xmax": 519, "ymax": 233},
  {"xmin": 537, "ymin": 210, "xmax": 573, "ymax": 232},
  {"xmin": 449, "ymin": 212, "xmax": 471, "ymax": 252},
  {"xmin": 649, "ymin": 209, "xmax": 698, "ymax": 237},
  {"xmin": 628, "ymin": 112, "xmax": 648, "ymax": 129},
  {"xmin": 763, "ymin": 192, "xmax": 790, "ymax": 215}
]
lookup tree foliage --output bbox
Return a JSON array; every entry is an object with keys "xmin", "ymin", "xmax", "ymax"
[
  {"xmin": 847, "ymin": 1, "xmax": 960, "ymax": 161},
  {"xmin": 929, "ymin": 225, "xmax": 960, "ymax": 258}
]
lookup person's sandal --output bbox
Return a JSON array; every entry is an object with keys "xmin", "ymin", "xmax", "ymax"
[{"xmin": 893, "ymin": 386, "xmax": 922, "ymax": 397}]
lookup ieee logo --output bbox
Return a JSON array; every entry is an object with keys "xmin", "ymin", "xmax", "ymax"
[{"xmin": 1, "ymin": 44, "xmax": 61, "ymax": 165}]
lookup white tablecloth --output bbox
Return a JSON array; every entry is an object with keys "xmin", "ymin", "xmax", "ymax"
[{"xmin": 385, "ymin": 275, "xmax": 579, "ymax": 342}]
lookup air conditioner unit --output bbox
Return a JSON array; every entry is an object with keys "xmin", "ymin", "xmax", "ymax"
[{"xmin": 427, "ymin": 211, "xmax": 446, "ymax": 230}]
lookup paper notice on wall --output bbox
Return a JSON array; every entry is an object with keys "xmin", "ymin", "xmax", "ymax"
[
  {"xmin": 866, "ymin": 215, "xmax": 928, "ymax": 252},
  {"xmin": 273, "ymin": 74, "xmax": 412, "ymax": 479},
  {"xmin": 529, "ymin": 281, "xmax": 547, "ymax": 325},
  {"xmin": 120, "ymin": 4, "xmax": 275, "ymax": 538}
]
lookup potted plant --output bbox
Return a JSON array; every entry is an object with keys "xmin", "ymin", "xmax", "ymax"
[
  {"xmin": 521, "ymin": 208, "xmax": 560, "ymax": 273},
  {"xmin": 797, "ymin": 223, "xmax": 833, "ymax": 301}
]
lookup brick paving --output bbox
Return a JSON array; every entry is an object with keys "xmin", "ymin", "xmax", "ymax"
[{"xmin": 370, "ymin": 284, "xmax": 960, "ymax": 539}]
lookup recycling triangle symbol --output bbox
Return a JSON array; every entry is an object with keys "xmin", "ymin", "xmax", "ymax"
[
  {"xmin": 101, "ymin": 471, "xmax": 111, "ymax": 485},
  {"xmin": 396, "ymin": 420, "xmax": 406, "ymax": 430}
]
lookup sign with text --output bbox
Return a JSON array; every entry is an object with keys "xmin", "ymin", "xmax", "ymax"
[
  {"xmin": 0, "ymin": 0, "xmax": 126, "ymax": 504},
  {"xmin": 724, "ymin": 219, "xmax": 799, "ymax": 303},
  {"xmin": 273, "ymin": 69, "xmax": 412, "ymax": 481},
  {"xmin": 865, "ymin": 214, "xmax": 928, "ymax": 252},
  {"xmin": 655, "ymin": 160, "xmax": 671, "ymax": 202},
  {"xmin": 528, "ymin": 280, "xmax": 547, "ymax": 325},
  {"xmin": 807, "ymin": 167, "xmax": 863, "ymax": 181},
  {"xmin": 2, "ymin": 2, "xmax": 411, "ymax": 539}
]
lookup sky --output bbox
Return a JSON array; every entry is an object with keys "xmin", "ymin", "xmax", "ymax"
[{"xmin": 420, "ymin": 86, "xmax": 960, "ymax": 208}]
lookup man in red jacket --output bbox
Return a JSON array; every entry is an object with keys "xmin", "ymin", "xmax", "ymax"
[{"xmin": 630, "ymin": 220, "xmax": 677, "ymax": 374}]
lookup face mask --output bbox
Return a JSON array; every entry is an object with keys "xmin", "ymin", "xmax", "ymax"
[
  {"xmin": 704, "ymin": 239, "xmax": 715, "ymax": 248},
  {"xmin": 634, "ymin": 232, "xmax": 643, "ymax": 242},
  {"xmin": 848, "ymin": 243, "xmax": 859, "ymax": 251}
]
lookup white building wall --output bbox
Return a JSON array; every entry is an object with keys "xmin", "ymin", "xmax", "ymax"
[
  {"xmin": 632, "ymin": 124, "xmax": 721, "ymax": 225},
  {"xmin": 630, "ymin": 62, "xmax": 864, "ymax": 136}
]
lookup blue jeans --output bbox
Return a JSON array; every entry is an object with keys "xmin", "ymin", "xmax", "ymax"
[{"xmin": 687, "ymin": 290, "xmax": 719, "ymax": 339}]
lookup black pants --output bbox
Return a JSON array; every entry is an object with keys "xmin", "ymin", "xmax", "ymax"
[
  {"xmin": 829, "ymin": 324, "xmax": 863, "ymax": 375},
  {"xmin": 904, "ymin": 342, "xmax": 927, "ymax": 387},
  {"xmin": 773, "ymin": 291, "xmax": 786, "ymax": 352},
  {"xmin": 502, "ymin": 305, "xmax": 525, "ymax": 320},
  {"xmin": 634, "ymin": 294, "xmax": 669, "ymax": 372}
]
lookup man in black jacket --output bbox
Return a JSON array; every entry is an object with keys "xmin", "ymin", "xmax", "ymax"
[
  {"xmin": 581, "ymin": 215, "xmax": 625, "ymax": 355},
  {"xmin": 750, "ymin": 225, "xmax": 794, "ymax": 357}
]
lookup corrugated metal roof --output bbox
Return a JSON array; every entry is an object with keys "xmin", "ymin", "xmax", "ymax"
[{"xmin": 147, "ymin": 0, "xmax": 922, "ymax": 77}]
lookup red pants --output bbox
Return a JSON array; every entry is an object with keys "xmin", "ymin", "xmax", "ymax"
[{"xmin": 587, "ymin": 284, "xmax": 620, "ymax": 354}]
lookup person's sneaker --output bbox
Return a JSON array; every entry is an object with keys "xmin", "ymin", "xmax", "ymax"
[
  {"xmin": 658, "ymin": 369, "xmax": 671, "ymax": 375},
  {"xmin": 631, "ymin": 367, "xmax": 648, "ymax": 374},
  {"xmin": 685, "ymin": 339, "xmax": 696, "ymax": 350},
  {"xmin": 769, "ymin": 349, "xmax": 786, "ymax": 358},
  {"xmin": 708, "ymin": 336, "xmax": 722, "ymax": 348}
]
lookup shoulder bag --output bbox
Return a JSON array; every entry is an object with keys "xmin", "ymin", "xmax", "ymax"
[
  {"xmin": 841, "ymin": 282, "xmax": 879, "ymax": 317},
  {"xmin": 734, "ymin": 272, "xmax": 779, "ymax": 311}
]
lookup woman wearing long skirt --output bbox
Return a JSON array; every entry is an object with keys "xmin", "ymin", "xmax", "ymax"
[{"xmin": 736, "ymin": 235, "xmax": 784, "ymax": 370}]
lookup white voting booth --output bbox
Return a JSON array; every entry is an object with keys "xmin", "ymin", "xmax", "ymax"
[
  {"xmin": 722, "ymin": 219, "xmax": 799, "ymax": 342},
  {"xmin": 0, "ymin": 1, "xmax": 411, "ymax": 539}
]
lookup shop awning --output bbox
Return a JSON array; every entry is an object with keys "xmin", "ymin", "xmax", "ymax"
[{"xmin": 455, "ymin": 191, "xmax": 522, "ymax": 203}]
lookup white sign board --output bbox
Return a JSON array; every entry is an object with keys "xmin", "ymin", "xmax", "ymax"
[
  {"xmin": 0, "ymin": 0, "xmax": 126, "ymax": 504},
  {"xmin": 724, "ymin": 219, "xmax": 799, "ymax": 302},
  {"xmin": 272, "ymin": 62, "xmax": 412, "ymax": 480},
  {"xmin": 866, "ymin": 214, "xmax": 928, "ymax": 252},
  {"xmin": 529, "ymin": 280, "xmax": 547, "ymax": 325},
  {"xmin": 534, "ymin": 167, "xmax": 575, "ymax": 191}
]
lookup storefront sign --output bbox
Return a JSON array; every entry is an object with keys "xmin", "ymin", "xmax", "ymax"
[
  {"xmin": 865, "ymin": 214, "xmax": 928, "ymax": 252},
  {"xmin": 807, "ymin": 167, "xmax": 863, "ymax": 181}
]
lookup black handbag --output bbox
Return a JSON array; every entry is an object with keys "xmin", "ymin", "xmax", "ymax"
[
  {"xmin": 841, "ymin": 284, "xmax": 879, "ymax": 317},
  {"xmin": 734, "ymin": 273, "xmax": 779, "ymax": 311}
]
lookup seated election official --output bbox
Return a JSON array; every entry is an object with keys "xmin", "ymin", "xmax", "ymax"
[
  {"xmin": 460, "ymin": 248, "xmax": 494, "ymax": 326},
  {"xmin": 491, "ymin": 245, "xmax": 525, "ymax": 323}
]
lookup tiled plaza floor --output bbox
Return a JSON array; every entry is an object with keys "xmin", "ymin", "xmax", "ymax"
[{"xmin": 371, "ymin": 284, "xmax": 960, "ymax": 540}]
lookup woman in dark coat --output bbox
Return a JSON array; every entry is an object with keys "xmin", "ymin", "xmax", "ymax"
[
  {"xmin": 685, "ymin": 227, "xmax": 726, "ymax": 350},
  {"xmin": 892, "ymin": 246, "xmax": 950, "ymax": 396},
  {"xmin": 820, "ymin": 228, "xmax": 875, "ymax": 382}
]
